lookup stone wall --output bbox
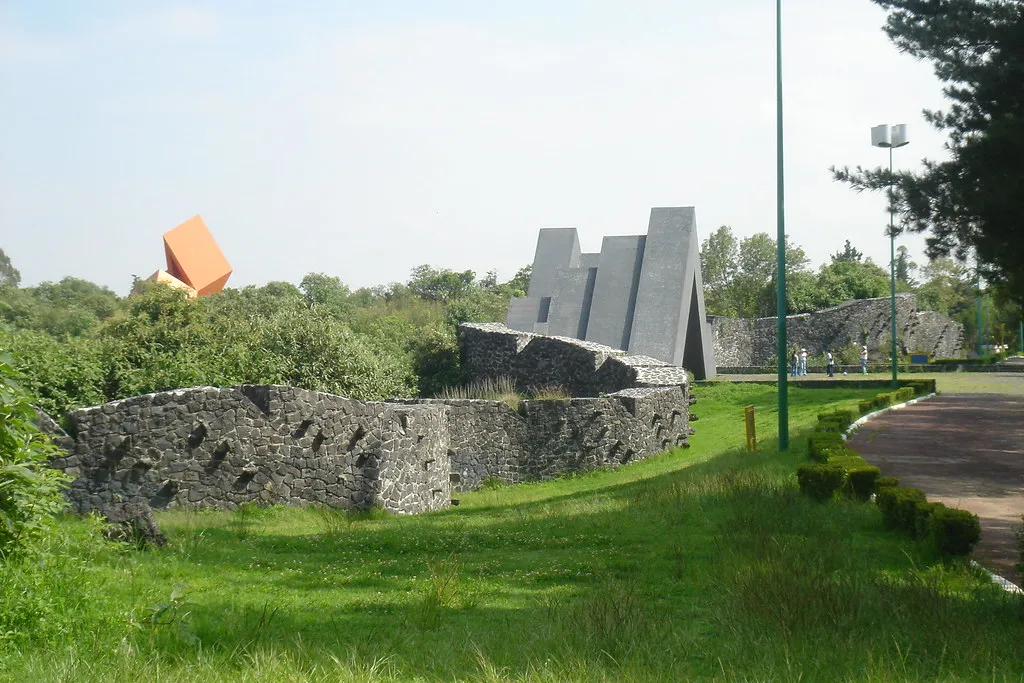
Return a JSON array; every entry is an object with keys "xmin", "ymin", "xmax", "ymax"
[
  {"xmin": 45, "ymin": 383, "xmax": 691, "ymax": 512},
  {"xmin": 416, "ymin": 386, "xmax": 691, "ymax": 492},
  {"xmin": 47, "ymin": 385, "xmax": 451, "ymax": 516},
  {"xmin": 710, "ymin": 294, "xmax": 963, "ymax": 366},
  {"xmin": 458, "ymin": 322, "xmax": 689, "ymax": 395}
]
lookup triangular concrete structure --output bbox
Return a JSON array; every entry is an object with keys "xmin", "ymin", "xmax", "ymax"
[{"xmin": 506, "ymin": 206, "xmax": 717, "ymax": 380}]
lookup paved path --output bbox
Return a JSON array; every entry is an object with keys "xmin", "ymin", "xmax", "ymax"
[{"xmin": 848, "ymin": 394, "xmax": 1024, "ymax": 582}]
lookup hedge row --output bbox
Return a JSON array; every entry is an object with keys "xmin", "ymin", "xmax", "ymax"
[
  {"xmin": 798, "ymin": 387, "xmax": 980, "ymax": 557},
  {"xmin": 855, "ymin": 386, "xmax": 919, "ymax": 416},
  {"xmin": 876, "ymin": 485, "xmax": 981, "ymax": 556}
]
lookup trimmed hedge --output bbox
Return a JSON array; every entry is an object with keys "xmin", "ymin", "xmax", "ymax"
[
  {"xmin": 901, "ymin": 378, "xmax": 936, "ymax": 395},
  {"xmin": 876, "ymin": 486, "xmax": 927, "ymax": 534},
  {"xmin": 858, "ymin": 399, "xmax": 874, "ymax": 415},
  {"xmin": 808, "ymin": 431, "xmax": 844, "ymax": 463},
  {"xmin": 927, "ymin": 505, "xmax": 982, "ymax": 556},
  {"xmin": 797, "ymin": 463, "xmax": 846, "ymax": 502},
  {"xmin": 875, "ymin": 475, "xmax": 899, "ymax": 491}
]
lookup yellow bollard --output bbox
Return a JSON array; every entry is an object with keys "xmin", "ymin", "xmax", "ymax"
[{"xmin": 744, "ymin": 405, "xmax": 757, "ymax": 452}]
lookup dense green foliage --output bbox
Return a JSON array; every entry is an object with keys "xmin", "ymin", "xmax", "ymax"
[
  {"xmin": 0, "ymin": 356, "xmax": 71, "ymax": 559},
  {"xmin": 0, "ymin": 265, "xmax": 528, "ymax": 417}
]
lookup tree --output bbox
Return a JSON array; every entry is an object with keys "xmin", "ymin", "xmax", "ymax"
[
  {"xmin": 895, "ymin": 245, "xmax": 918, "ymax": 287},
  {"xmin": 407, "ymin": 265, "xmax": 475, "ymax": 302},
  {"xmin": 831, "ymin": 1, "xmax": 1024, "ymax": 304},
  {"xmin": 699, "ymin": 226, "xmax": 740, "ymax": 316},
  {"xmin": 832, "ymin": 240, "xmax": 864, "ymax": 263},
  {"xmin": 0, "ymin": 249, "xmax": 20, "ymax": 288},
  {"xmin": 814, "ymin": 258, "xmax": 891, "ymax": 308},
  {"xmin": 299, "ymin": 273, "xmax": 352, "ymax": 318}
]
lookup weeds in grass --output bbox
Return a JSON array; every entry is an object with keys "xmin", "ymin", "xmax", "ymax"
[
  {"xmin": 173, "ymin": 511, "xmax": 207, "ymax": 559},
  {"xmin": 436, "ymin": 376, "xmax": 521, "ymax": 409},
  {"xmin": 228, "ymin": 503, "xmax": 255, "ymax": 539},
  {"xmin": 311, "ymin": 504, "xmax": 351, "ymax": 537},
  {"xmin": 527, "ymin": 385, "xmax": 571, "ymax": 401},
  {"xmin": 415, "ymin": 553, "xmax": 470, "ymax": 630},
  {"xmin": 477, "ymin": 476, "xmax": 507, "ymax": 491}
]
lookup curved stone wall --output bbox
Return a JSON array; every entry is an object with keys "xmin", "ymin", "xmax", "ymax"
[
  {"xmin": 45, "ymin": 383, "xmax": 691, "ymax": 514},
  {"xmin": 710, "ymin": 294, "xmax": 963, "ymax": 367}
]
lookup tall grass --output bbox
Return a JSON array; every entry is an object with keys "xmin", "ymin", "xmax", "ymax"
[{"xmin": 435, "ymin": 376, "xmax": 520, "ymax": 408}]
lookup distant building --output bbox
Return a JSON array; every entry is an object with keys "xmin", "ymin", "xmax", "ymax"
[{"xmin": 506, "ymin": 207, "xmax": 716, "ymax": 380}]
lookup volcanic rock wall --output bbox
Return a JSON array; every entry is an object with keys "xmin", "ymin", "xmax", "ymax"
[{"xmin": 710, "ymin": 294, "xmax": 963, "ymax": 367}]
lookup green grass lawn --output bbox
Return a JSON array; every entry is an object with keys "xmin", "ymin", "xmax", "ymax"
[{"xmin": 3, "ymin": 383, "xmax": 1023, "ymax": 681}]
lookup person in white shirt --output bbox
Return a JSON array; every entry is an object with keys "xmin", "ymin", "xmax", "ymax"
[
  {"xmin": 826, "ymin": 351, "xmax": 835, "ymax": 377},
  {"xmin": 860, "ymin": 345, "xmax": 869, "ymax": 374},
  {"xmin": 799, "ymin": 348, "xmax": 808, "ymax": 376}
]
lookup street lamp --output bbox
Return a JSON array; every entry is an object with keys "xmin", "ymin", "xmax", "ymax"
[
  {"xmin": 775, "ymin": 0, "xmax": 789, "ymax": 451},
  {"xmin": 871, "ymin": 123, "xmax": 909, "ymax": 388}
]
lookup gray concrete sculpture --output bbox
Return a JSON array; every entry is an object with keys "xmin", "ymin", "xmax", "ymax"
[{"xmin": 506, "ymin": 207, "xmax": 716, "ymax": 379}]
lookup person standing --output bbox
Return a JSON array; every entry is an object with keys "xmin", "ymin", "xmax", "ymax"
[
  {"xmin": 860, "ymin": 345, "xmax": 869, "ymax": 374},
  {"xmin": 791, "ymin": 349, "xmax": 799, "ymax": 377},
  {"xmin": 799, "ymin": 348, "xmax": 808, "ymax": 376},
  {"xmin": 826, "ymin": 351, "xmax": 835, "ymax": 378}
]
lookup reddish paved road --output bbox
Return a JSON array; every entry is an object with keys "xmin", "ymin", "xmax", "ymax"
[{"xmin": 848, "ymin": 394, "xmax": 1024, "ymax": 583}]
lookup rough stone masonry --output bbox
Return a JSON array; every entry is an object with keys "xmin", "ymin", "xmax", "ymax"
[{"xmin": 43, "ymin": 325, "xmax": 693, "ymax": 515}]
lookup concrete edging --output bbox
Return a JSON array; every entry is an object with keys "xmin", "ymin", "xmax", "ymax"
[
  {"xmin": 842, "ymin": 393, "xmax": 1024, "ymax": 595},
  {"xmin": 841, "ymin": 393, "xmax": 937, "ymax": 441}
]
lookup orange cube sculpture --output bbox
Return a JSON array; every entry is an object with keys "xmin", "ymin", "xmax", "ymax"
[
  {"xmin": 161, "ymin": 215, "xmax": 232, "ymax": 296},
  {"xmin": 145, "ymin": 269, "xmax": 198, "ymax": 298}
]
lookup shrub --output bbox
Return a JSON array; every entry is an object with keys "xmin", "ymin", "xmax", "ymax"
[
  {"xmin": 816, "ymin": 419, "xmax": 842, "ymax": 434},
  {"xmin": 875, "ymin": 476, "xmax": 899, "ymax": 491},
  {"xmin": 872, "ymin": 393, "xmax": 894, "ymax": 410},
  {"xmin": 914, "ymin": 501, "xmax": 946, "ymax": 540},
  {"xmin": 894, "ymin": 387, "xmax": 915, "ymax": 402},
  {"xmin": 926, "ymin": 506, "xmax": 981, "ymax": 556},
  {"xmin": 902, "ymin": 379, "xmax": 936, "ymax": 396},
  {"xmin": 830, "ymin": 409, "xmax": 856, "ymax": 430},
  {"xmin": 876, "ymin": 486, "xmax": 927, "ymax": 535},
  {"xmin": 796, "ymin": 463, "xmax": 846, "ymax": 502},
  {"xmin": 817, "ymin": 409, "xmax": 855, "ymax": 431},
  {"xmin": 0, "ymin": 356, "xmax": 71, "ymax": 559},
  {"xmin": 844, "ymin": 462, "xmax": 881, "ymax": 501},
  {"xmin": 808, "ymin": 431, "xmax": 844, "ymax": 463},
  {"xmin": 858, "ymin": 399, "xmax": 874, "ymax": 415}
]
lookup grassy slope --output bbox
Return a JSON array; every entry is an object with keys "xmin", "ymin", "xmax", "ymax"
[{"xmin": 4, "ymin": 383, "xmax": 1023, "ymax": 681}]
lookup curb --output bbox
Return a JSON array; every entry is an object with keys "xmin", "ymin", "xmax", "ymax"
[
  {"xmin": 842, "ymin": 393, "xmax": 937, "ymax": 441},
  {"xmin": 842, "ymin": 393, "xmax": 1024, "ymax": 595},
  {"xmin": 971, "ymin": 561, "xmax": 1024, "ymax": 595}
]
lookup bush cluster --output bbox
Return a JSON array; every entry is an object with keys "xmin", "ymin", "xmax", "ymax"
[
  {"xmin": 855, "ymin": 383, "xmax": 931, "ymax": 417},
  {"xmin": 876, "ymin": 486, "xmax": 980, "ymax": 556},
  {"xmin": 798, "ymin": 385, "xmax": 977, "ymax": 557},
  {"xmin": 1, "ymin": 265, "xmax": 532, "ymax": 417},
  {"xmin": 0, "ymin": 356, "xmax": 71, "ymax": 559}
]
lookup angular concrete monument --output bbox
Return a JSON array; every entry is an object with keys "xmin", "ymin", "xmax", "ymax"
[{"xmin": 506, "ymin": 207, "xmax": 716, "ymax": 379}]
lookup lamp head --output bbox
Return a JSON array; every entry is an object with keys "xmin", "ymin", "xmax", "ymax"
[
  {"xmin": 871, "ymin": 123, "xmax": 910, "ymax": 148},
  {"xmin": 871, "ymin": 124, "xmax": 891, "ymax": 148},
  {"xmin": 890, "ymin": 123, "xmax": 910, "ymax": 147}
]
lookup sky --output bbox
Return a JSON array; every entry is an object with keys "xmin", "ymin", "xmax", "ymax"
[{"xmin": 1, "ymin": 1, "xmax": 953, "ymax": 295}]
